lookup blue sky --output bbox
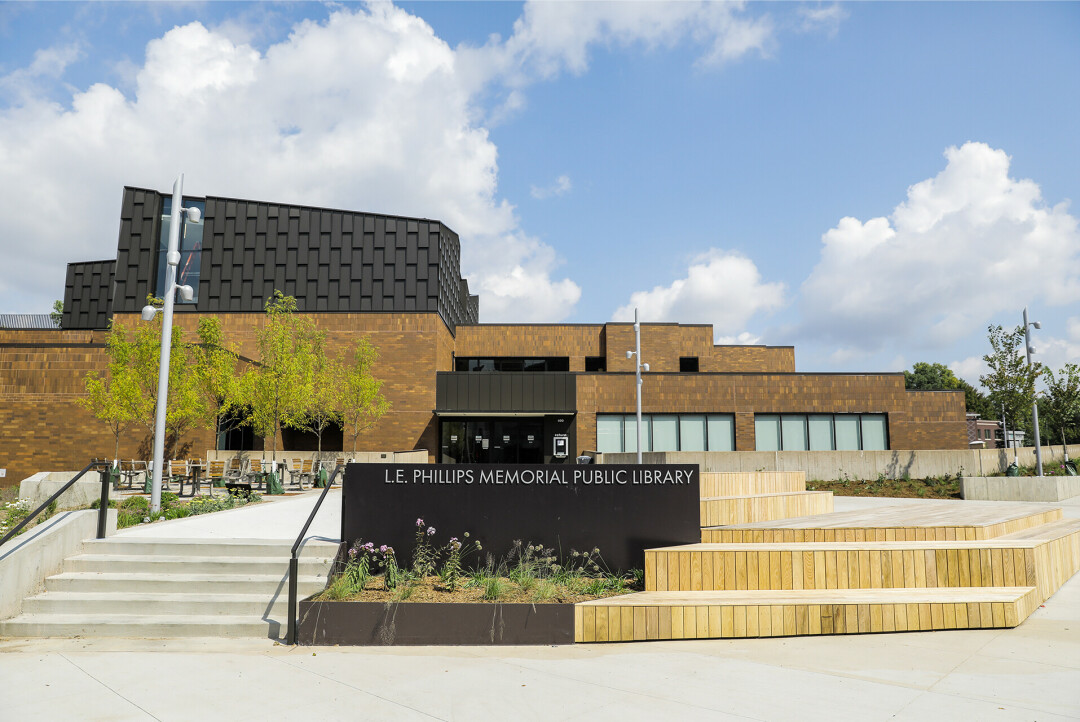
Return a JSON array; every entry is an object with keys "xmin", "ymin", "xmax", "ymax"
[{"xmin": 1, "ymin": 1, "xmax": 1077, "ymax": 384}]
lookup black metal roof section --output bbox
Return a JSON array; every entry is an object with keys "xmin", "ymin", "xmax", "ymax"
[
  {"xmin": 106, "ymin": 187, "xmax": 478, "ymax": 331},
  {"xmin": 436, "ymin": 372, "xmax": 577, "ymax": 413},
  {"xmin": 0, "ymin": 314, "xmax": 60, "ymax": 330},
  {"xmin": 62, "ymin": 260, "xmax": 116, "ymax": 330}
]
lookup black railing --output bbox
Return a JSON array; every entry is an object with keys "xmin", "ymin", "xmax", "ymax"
[
  {"xmin": 0, "ymin": 460, "xmax": 110, "ymax": 549},
  {"xmin": 286, "ymin": 463, "xmax": 345, "ymax": 645}
]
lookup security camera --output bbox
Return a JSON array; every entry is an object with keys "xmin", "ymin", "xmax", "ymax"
[
  {"xmin": 177, "ymin": 285, "xmax": 194, "ymax": 302},
  {"xmin": 184, "ymin": 206, "xmax": 202, "ymax": 223},
  {"xmin": 141, "ymin": 305, "xmax": 158, "ymax": 322},
  {"xmin": 167, "ymin": 250, "xmax": 181, "ymax": 266},
  {"xmin": 643, "ymin": 363, "xmax": 650, "ymax": 372},
  {"xmin": 1028, "ymin": 346, "xmax": 1036, "ymax": 355},
  {"xmin": 1033, "ymin": 321, "xmax": 1041, "ymax": 330},
  {"xmin": 626, "ymin": 350, "xmax": 633, "ymax": 359}
]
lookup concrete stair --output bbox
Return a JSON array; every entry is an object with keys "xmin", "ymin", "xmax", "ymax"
[{"xmin": 0, "ymin": 537, "xmax": 338, "ymax": 639}]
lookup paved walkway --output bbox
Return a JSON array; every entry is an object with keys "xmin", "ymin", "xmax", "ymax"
[{"xmin": 1, "ymin": 494, "xmax": 1078, "ymax": 721}]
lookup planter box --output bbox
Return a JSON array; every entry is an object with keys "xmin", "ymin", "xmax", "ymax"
[
  {"xmin": 961, "ymin": 475, "xmax": 1080, "ymax": 502},
  {"xmin": 298, "ymin": 599, "xmax": 575, "ymax": 646}
]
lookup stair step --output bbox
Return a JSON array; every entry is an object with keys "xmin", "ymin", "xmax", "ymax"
[
  {"xmin": 0, "ymin": 613, "xmax": 278, "ymax": 638},
  {"xmin": 64, "ymin": 554, "xmax": 334, "ymax": 575},
  {"xmin": 700, "ymin": 471, "xmax": 807, "ymax": 497},
  {"xmin": 88, "ymin": 537, "xmax": 340, "ymax": 558},
  {"xmin": 700, "ymin": 491, "xmax": 833, "ymax": 526},
  {"xmin": 705, "ymin": 502, "xmax": 1062, "ymax": 542},
  {"xmin": 22, "ymin": 591, "xmax": 303, "ymax": 616},
  {"xmin": 574, "ymin": 586, "xmax": 1040, "ymax": 642},
  {"xmin": 45, "ymin": 572, "xmax": 328, "ymax": 594}
]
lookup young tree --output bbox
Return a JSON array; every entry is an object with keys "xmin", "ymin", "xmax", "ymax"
[
  {"xmin": 79, "ymin": 321, "xmax": 148, "ymax": 460},
  {"xmin": 291, "ymin": 331, "xmax": 342, "ymax": 456},
  {"xmin": 340, "ymin": 337, "xmax": 390, "ymax": 455},
  {"xmin": 245, "ymin": 291, "xmax": 318, "ymax": 464},
  {"xmin": 904, "ymin": 361, "xmax": 993, "ymax": 418},
  {"xmin": 980, "ymin": 324, "xmax": 1042, "ymax": 438},
  {"xmin": 50, "ymin": 300, "xmax": 63, "ymax": 328},
  {"xmin": 1041, "ymin": 364, "xmax": 1080, "ymax": 450},
  {"xmin": 193, "ymin": 316, "xmax": 243, "ymax": 450},
  {"xmin": 130, "ymin": 299, "xmax": 206, "ymax": 459}
]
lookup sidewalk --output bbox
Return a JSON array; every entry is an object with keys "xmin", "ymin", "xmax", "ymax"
[{"xmin": 1, "ymin": 495, "xmax": 1077, "ymax": 721}]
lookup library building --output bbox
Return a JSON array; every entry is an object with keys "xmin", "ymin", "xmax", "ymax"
[{"xmin": 0, "ymin": 186, "xmax": 969, "ymax": 485}]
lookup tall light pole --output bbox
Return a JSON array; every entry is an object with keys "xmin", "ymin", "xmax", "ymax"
[
  {"xmin": 1023, "ymin": 307, "xmax": 1043, "ymax": 476},
  {"xmin": 141, "ymin": 174, "xmax": 198, "ymax": 512},
  {"xmin": 625, "ymin": 308, "xmax": 649, "ymax": 464}
]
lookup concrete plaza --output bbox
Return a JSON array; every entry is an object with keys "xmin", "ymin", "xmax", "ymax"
[{"xmin": 1, "ymin": 494, "xmax": 1078, "ymax": 721}]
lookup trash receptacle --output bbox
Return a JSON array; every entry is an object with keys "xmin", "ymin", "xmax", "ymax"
[{"xmin": 576, "ymin": 455, "xmax": 593, "ymax": 464}]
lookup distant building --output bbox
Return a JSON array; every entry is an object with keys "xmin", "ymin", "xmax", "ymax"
[{"xmin": 966, "ymin": 413, "xmax": 1001, "ymax": 449}]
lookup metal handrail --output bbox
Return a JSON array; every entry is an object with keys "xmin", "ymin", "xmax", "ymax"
[
  {"xmin": 0, "ymin": 460, "xmax": 110, "ymax": 548},
  {"xmin": 286, "ymin": 463, "xmax": 345, "ymax": 645}
]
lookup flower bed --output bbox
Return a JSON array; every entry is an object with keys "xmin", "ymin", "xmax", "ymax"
[{"xmin": 300, "ymin": 518, "xmax": 640, "ymax": 646}]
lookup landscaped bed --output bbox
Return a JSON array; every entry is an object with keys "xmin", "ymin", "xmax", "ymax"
[{"xmin": 300, "ymin": 518, "xmax": 640, "ymax": 646}]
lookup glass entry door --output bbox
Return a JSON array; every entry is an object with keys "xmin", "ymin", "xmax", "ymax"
[{"xmin": 440, "ymin": 418, "xmax": 545, "ymax": 463}]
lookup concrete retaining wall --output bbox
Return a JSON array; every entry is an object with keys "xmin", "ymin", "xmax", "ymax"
[
  {"xmin": 0, "ymin": 508, "xmax": 117, "ymax": 619},
  {"xmin": 19, "ymin": 471, "xmax": 109, "ymax": 511},
  {"xmin": 961, "ymin": 476, "xmax": 1080, "ymax": 502},
  {"xmin": 597, "ymin": 445, "xmax": 1080, "ymax": 481}
]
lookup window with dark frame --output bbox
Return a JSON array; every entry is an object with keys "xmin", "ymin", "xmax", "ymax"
[
  {"xmin": 585, "ymin": 356, "xmax": 606, "ymax": 372},
  {"xmin": 679, "ymin": 356, "xmax": 699, "ymax": 372}
]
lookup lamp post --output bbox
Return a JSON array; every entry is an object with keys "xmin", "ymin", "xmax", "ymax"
[
  {"xmin": 1023, "ymin": 307, "xmax": 1043, "ymax": 477},
  {"xmin": 141, "ymin": 174, "xmax": 198, "ymax": 513},
  {"xmin": 625, "ymin": 308, "xmax": 649, "ymax": 464}
]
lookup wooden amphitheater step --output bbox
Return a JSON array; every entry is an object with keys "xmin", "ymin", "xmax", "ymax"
[
  {"xmin": 645, "ymin": 517, "xmax": 1080, "ymax": 603},
  {"xmin": 703, "ymin": 499, "xmax": 1062, "ymax": 543},
  {"xmin": 699, "ymin": 491, "xmax": 833, "ymax": 526},
  {"xmin": 699, "ymin": 471, "xmax": 807, "ymax": 497},
  {"xmin": 574, "ymin": 587, "xmax": 1040, "ymax": 642}
]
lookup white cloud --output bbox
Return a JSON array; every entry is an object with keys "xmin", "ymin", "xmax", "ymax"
[
  {"xmin": 715, "ymin": 331, "xmax": 763, "ymax": 345},
  {"xmin": 797, "ymin": 142, "xmax": 1080, "ymax": 355},
  {"xmin": 797, "ymin": 4, "xmax": 848, "ymax": 38},
  {"xmin": 949, "ymin": 356, "xmax": 988, "ymax": 388},
  {"xmin": 613, "ymin": 250, "xmax": 786, "ymax": 339},
  {"xmin": 0, "ymin": 5, "xmax": 582, "ymax": 321},
  {"xmin": 530, "ymin": 174, "xmax": 572, "ymax": 200},
  {"xmin": 456, "ymin": 0, "xmax": 774, "ymax": 117}
]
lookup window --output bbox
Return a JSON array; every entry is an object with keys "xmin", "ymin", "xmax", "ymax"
[
  {"xmin": 755, "ymin": 413, "xmax": 888, "ymax": 451},
  {"xmin": 156, "ymin": 197, "xmax": 205, "ymax": 304},
  {"xmin": 679, "ymin": 357, "xmax": 699, "ymax": 372},
  {"xmin": 585, "ymin": 356, "xmax": 606, "ymax": 372},
  {"xmin": 596, "ymin": 414, "xmax": 735, "ymax": 453},
  {"xmin": 454, "ymin": 357, "xmax": 570, "ymax": 372}
]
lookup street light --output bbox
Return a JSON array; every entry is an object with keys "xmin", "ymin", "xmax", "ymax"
[
  {"xmin": 625, "ymin": 308, "xmax": 649, "ymax": 464},
  {"xmin": 1023, "ymin": 307, "xmax": 1043, "ymax": 477},
  {"xmin": 141, "ymin": 173, "xmax": 198, "ymax": 513}
]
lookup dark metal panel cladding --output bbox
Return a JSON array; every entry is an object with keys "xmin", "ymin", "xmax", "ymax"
[
  {"xmin": 434, "ymin": 373, "xmax": 577, "ymax": 413},
  {"xmin": 77, "ymin": 187, "xmax": 475, "ymax": 329},
  {"xmin": 63, "ymin": 259, "xmax": 116, "ymax": 329}
]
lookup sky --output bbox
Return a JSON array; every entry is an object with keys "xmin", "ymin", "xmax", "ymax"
[{"xmin": 1, "ymin": 1, "xmax": 1077, "ymax": 386}]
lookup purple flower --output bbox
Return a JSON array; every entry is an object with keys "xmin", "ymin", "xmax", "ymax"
[
  {"xmin": 416, "ymin": 518, "xmax": 424, "ymax": 527},
  {"xmin": 427, "ymin": 527, "xmax": 436, "ymax": 536},
  {"xmin": 379, "ymin": 545, "xmax": 388, "ymax": 553},
  {"xmin": 449, "ymin": 537, "xmax": 458, "ymax": 543},
  {"xmin": 348, "ymin": 548, "xmax": 357, "ymax": 558}
]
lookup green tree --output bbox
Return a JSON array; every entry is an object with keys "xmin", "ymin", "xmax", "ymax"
[
  {"xmin": 130, "ymin": 298, "xmax": 206, "ymax": 459},
  {"xmin": 904, "ymin": 361, "xmax": 993, "ymax": 418},
  {"xmin": 50, "ymin": 300, "xmax": 63, "ymax": 328},
  {"xmin": 291, "ymin": 331, "xmax": 342, "ymax": 456},
  {"xmin": 193, "ymin": 316, "xmax": 243, "ymax": 450},
  {"xmin": 1041, "ymin": 364, "xmax": 1080, "ymax": 448},
  {"xmin": 245, "ymin": 291, "xmax": 318, "ymax": 463},
  {"xmin": 980, "ymin": 324, "xmax": 1042, "ymax": 438},
  {"xmin": 340, "ymin": 337, "xmax": 390, "ymax": 455},
  {"xmin": 79, "ymin": 321, "xmax": 148, "ymax": 460}
]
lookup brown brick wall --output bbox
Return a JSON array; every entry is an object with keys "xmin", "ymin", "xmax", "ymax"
[
  {"xmin": 1, "ymin": 312, "xmax": 451, "ymax": 487},
  {"xmin": 573, "ymin": 373, "xmax": 967, "ymax": 454}
]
